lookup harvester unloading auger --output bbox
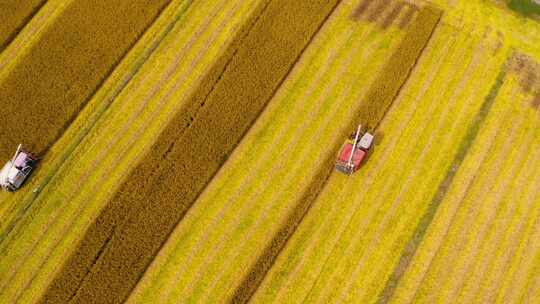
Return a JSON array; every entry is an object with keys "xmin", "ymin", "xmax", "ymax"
[
  {"xmin": 335, "ymin": 124, "xmax": 374, "ymax": 175},
  {"xmin": 0, "ymin": 144, "xmax": 38, "ymax": 191}
]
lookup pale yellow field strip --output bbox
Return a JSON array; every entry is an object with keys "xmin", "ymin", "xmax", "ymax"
[
  {"xmin": 387, "ymin": 78, "xmax": 529, "ymax": 304},
  {"xmin": 431, "ymin": 0, "xmax": 540, "ymax": 55},
  {"xmin": 390, "ymin": 76, "xmax": 540, "ymax": 303},
  {"xmin": 455, "ymin": 96, "xmax": 540, "ymax": 304},
  {"xmin": 127, "ymin": 1, "xmax": 411, "ymax": 302},
  {"xmin": 251, "ymin": 22, "xmax": 461, "ymax": 304},
  {"xmin": 0, "ymin": 1, "xmax": 268, "ymax": 302}
]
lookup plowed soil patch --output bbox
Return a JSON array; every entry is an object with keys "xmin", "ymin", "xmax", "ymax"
[
  {"xmin": 0, "ymin": 0, "xmax": 46, "ymax": 51},
  {"xmin": 0, "ymin": 0, "xmax": 171, "ymax": 162},
  {"xmin": 40, "ymin": 1, "xmax": 340, "ymax": 303}
]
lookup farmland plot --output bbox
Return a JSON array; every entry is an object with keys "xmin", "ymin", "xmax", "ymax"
[
  {"xmin": 389, "ymin": 63, "xmax": 540, "ymax": 304},
  {"xmin": 126, "ymin": 1, "xmax": 423, "ymax": 302},
  {"xmin": 252, "ymin": 24, "xmax": 508, "ymax": 304},
  {"xmin": 0, "ymin": 0, "xmax": 270, "ymax": 302}
]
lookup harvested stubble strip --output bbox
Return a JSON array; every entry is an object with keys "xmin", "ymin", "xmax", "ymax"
[
  {"xmin": 231, "ymin": 5, "xmax": 442, "ymax": 303},
  {"xmin": 0, "ymin": 0, "xmax": 46, "ymax": 51},
  {"xmin": 40, "ymin": 0, "xmax": 340, "ymax": 303},
  {"xmin": 0, "ymin": 0, "xmax": 171, "ymax": 163}
]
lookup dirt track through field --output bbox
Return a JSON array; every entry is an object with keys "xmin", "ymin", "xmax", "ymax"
[
  {"xmin": 0, "ymin": 0, "xmax": 47, "ymax": 51},
  {"xmin": 39, "ymin": 1, "xmax": 340, "ymax": 303},
  {"xmin": 0, "ymin": 0, "xmax": 172, "ymax": 164}
]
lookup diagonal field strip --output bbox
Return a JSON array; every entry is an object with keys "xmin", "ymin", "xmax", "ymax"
[
  {"xmin": 377, "ymin": 62, "xmax": 508, "ymax": 303},
  {"xmin": 0, "ymin": 0, "xmax": 194, "ymax": 245},
  {"xmin": 38, "ymin": 1, "xmax": 341, "ymax": 303},
  {"xmin": 0, "ymin": 0, "xmax": 47, "ymax": 51}
]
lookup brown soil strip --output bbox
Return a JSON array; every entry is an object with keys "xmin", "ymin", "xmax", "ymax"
[
  {"xmin": 39, "ymin": 1, "xmax": 340, "ymax": 303},
  {"xmin": 0, "ymin": 0, "xmax": 171, "ymax": 163},
  {"xmin": 230, "ymin": 6, "xmax": 442, "ymax": 303},
  {"xmin": 352, "ymin": 0, "xmax": 375, "ymax": 20},
  {"xmin": 382, "ymin": 2, "xmax": 405, "ymax": 29},
  {"xmin": 367, "ymin": 0, "xmax": 392, "ymax": 23},
  {"xmin": 398, "ymin": 4, "xmax": 418, "ymax": 28},
  {"xmin": 376, "ymin": 64, "xmax": 508, "ymax": 304},
  {"xmin": 0, "ymin": 0, "xmax": 47, "ymax": 51}
]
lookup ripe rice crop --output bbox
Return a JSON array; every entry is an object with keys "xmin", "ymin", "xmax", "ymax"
[
  {"xmin": 0, "ymin": 0, "xmax": 171, "ymax": 163},
  {"xmin": 0, "ymin": 0, "xmax": 46, "ymax": 51},
  {"xmin": 41, "ymin": 0, "xmax": 339, "ymax": 303}
]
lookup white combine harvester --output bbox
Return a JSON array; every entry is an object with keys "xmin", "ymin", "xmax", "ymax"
[{"xmin": 0, "ymin": 144, "xmax": 38, "ymax": 191}]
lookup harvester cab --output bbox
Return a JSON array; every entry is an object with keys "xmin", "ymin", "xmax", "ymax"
[
  {"xmin": 0, "ymin": 144, "xmax": 38, "ymax": 192},
  {"xmin": 335, "ymin": 124, "xmax": 374, "ymax": 175}
]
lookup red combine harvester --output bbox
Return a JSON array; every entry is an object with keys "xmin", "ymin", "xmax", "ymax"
[{"xmin": 335, "ymin": 124, "xmax": 374, "ymax": 175}]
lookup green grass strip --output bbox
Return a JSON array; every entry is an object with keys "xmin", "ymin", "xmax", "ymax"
[
  {"xmin": 40, "ymin": 1, "xmax": 340, "ymax": 303},
  {"xmin": 376, "ymin": 65, "xmax": 508, "ymax": 304}
]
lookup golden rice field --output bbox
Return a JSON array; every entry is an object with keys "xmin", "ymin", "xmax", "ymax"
[{"xmin": 0, "ymin": 0, "xmax": 539, "ymax": 303}]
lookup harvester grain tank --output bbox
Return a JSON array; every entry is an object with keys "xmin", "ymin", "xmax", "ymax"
[
  {"xmin": 0, "ymin": 144, "xmax": 38, "ymax": 191},
  {"xmin": 335, "ymin": 125, "xmax": 374, "ymax": 175}
]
